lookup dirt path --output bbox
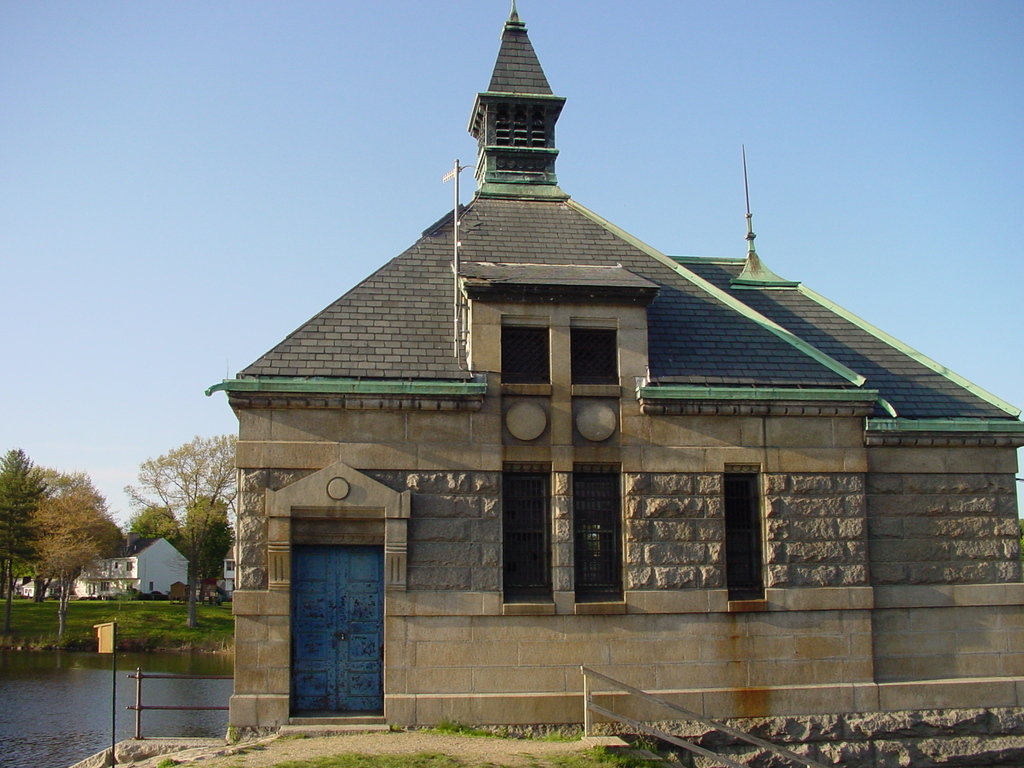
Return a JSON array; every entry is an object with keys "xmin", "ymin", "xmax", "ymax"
[{"xmin": 137, "ymin": 731, "xmax": 598, "ymax": 768}]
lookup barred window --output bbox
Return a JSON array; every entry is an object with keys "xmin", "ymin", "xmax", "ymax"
[
  {"xmin": 503, "ymin": 470, "xmax": 551, "ymax": 597},
  {"xmin": 502, "ymin": 326, "xmax": 549, "ymax": 384},
  {"xmin": 573, "ymin": 468, "xmax": 621, "ymax": 599},
  {"xmin": 724, "ymin": 473, "xmax": 764, "ymax": 600},
  {"xmin": 571, "ymin": 328, "xmax": 617, "ymax": 385}
]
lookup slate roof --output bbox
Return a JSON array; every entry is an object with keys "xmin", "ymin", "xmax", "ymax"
[
  {"xmin": 239, "ymin": 194, "xmax": 1018, "ymax": 420},
  {"xmin": 681, "ymin": 259, "xmax": 1013, "ymax": 419},
  {"xmin": 486, "ymin": 11, "xmax": 553, "ymax": 95}
]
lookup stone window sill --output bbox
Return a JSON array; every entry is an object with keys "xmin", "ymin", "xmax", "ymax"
[
  {"xmin": 574, "ymin": 601, "xmax": 626, "ymax": 615},
  {"xmin": 502, "ymin": 602, "xmax": 555, "ymax": 616}
]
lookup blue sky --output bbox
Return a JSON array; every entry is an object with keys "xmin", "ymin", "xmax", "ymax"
[{"xmin": 2, "ymin": 1, "xmax": 1022, "ymax": 522}]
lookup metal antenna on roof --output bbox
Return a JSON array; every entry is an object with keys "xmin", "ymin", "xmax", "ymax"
[
  {"xmin": 442, "ymin": 159, "xmax": 473, "ymax": 365},
  {"xmin": 742, "ymin": 145, "xmax": 757, "ymax": 257}
]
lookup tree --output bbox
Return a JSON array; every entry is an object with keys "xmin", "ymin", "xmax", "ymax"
[
  {"xmin": 127, "ymin": 505, "xmax": 182, "ymax": 546},
  {"xmin": 33, "ymin": 470, "xmax": 121, "ymax": 638},
  {"xmin": 0, "ymin": 449, "xmax": 46, "ymax": 632},
  {"xmin": 193, "ymin": 501, "xmax": 233, "ymax": 582},
  {"xmin": 126, "ymin": 435, "xmax": 236, "ymax": 627}
]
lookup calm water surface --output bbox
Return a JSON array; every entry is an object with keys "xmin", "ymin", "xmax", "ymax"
[{"xmin": 0, "ymin": 650, "xmax": 233, "ymax": 768}]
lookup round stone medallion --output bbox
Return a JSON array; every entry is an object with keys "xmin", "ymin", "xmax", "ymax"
[
  {"xmin": 505, "ymin": 400, "xmax": 548, "ymax": 441},
  {"xmin": 576, "ymin": 402, "xmax": 618, "ymax": 442},
  {"xmin": 326, "ymin": 476, "xmax": 351, "ymax": 500}
]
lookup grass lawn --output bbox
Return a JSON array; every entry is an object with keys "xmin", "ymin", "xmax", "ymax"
[
  {"xmin": 219, "ymin": 750, "xmax": 662, "ymax": 768},
  {"xmin": 0, "ymin": 599, "xmax": 233, "ymax": 651}
]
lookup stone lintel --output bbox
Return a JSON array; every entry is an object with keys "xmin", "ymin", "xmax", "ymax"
[
  {"xmin": 874, "ymin": 583, "xmax": 1024, "ymax": 609},
  {"xmin": 765, "ymin": 586, "xmax": 874, "ymax": 612}
]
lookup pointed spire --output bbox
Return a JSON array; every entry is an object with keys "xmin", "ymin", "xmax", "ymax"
[
  {"xmin": 487, "ymin": 4, "xmax": 552, "ymax": 95},
  {"xmin": 732, "ymin": 147, "xmax": 800, "ymax": 288}
]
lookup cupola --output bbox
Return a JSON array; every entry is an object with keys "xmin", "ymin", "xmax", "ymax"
[{"xmin": 468, "ymin": 3, "xmax": 567, "ymax": 199}]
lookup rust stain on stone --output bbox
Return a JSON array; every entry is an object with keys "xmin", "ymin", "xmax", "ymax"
[{"xmin": 734, "ymin": 686, "xmax": 771, "ymax": 719}]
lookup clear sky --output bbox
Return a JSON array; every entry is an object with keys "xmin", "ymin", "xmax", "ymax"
[{"xmin": 2, "ymin": 1, "xmax": 1022, "ymax": 523}]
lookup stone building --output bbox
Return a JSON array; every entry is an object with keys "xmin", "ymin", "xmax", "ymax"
[{"xmin": 209, "ymin": 7, "xmax": 1024, "ymax": 735}]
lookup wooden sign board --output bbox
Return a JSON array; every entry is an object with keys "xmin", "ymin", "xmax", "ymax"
[{"xmin": 94, "ymin": 622, "xmax": 116, "ymax": 654}]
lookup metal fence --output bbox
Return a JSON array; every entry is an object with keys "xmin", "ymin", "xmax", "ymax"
[{"xmin": 126, "ymin": 668, "xmax": 232, "ymax": 740}]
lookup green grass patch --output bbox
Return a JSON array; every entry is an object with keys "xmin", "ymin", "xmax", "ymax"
[
  {"xmin": 0, "ymin": 599, "xmax": 233, "ymax": 651},
  {"xmin": 260, "ymin": 749, "xmax": 664, "ymax": 768},
  {"xmin": 550, "ymin": 747, "xmax": 665, "ymax": 768},
  {"xmin": 427, "ymin": 720, "xmax": 499, "ymax": 738},
  {"xmin": 269, "ymin": 754, "xmax": 473, "ymax": 768}
]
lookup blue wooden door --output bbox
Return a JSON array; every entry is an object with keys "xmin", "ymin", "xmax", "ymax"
[{"xmin": 291, "ymin": 545, "xmax": 384, "ymax": 712}]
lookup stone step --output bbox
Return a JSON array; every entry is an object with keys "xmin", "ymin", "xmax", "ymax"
[
  {"xmin": 581, "ymin": 736, "xmax": 630, "ymax": 748},
  {"xmin": 281, "ymin": 719, "xmax": 389, "ymax": 735}
]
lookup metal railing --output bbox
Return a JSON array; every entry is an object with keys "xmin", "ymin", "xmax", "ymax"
[
  {"xmin": 126, "ymin": 668, "xmax": 232, "ymax": 739},
  {"xmin": 581, "ymin": 666, "xmax": 831, "ymax": 768}
]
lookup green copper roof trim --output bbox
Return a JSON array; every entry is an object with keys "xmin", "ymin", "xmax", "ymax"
[
  {"xmin": 477, "ymin": 91, "xmax": 566, "ymax": 102},
  {"xmin": 566, "ymin": 199, "xmax": 867, "ymax": 388},
  {"xmin": 206, "ymin": 378, "xmax": 487, "ymax": 397},
  {"xmin": 639, "ymin": 385, "xmax": 879, "ymax": 403},
  {"xmin": 669, "ymin": 255, "xmax": 745, "ymax": 265},
  {"xmin": 476, "ymin": 183, "xmax": 569, "ymax": 200},
  {"xmin": 799, "ymin": 284, "xmax": 1021, "ymax": 418},
  {"xmin": 867, "ymin": 418, "xmax": 1024, "ymax": 433}
]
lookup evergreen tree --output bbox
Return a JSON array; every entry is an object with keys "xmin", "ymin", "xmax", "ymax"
[{"xmin": 0, "ymin": 449, "xmax": 46, "ymax": 632}]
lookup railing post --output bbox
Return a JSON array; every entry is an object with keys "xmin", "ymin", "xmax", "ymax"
[
  {"xmin": 582, "ymin": 666, "xmax": 593, "ymax": 737},
  {"xmin": 134, "ymin": 668, "xmax": 143, "ymax": 739}
]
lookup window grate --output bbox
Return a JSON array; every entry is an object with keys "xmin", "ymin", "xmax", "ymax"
[
  {"xmin": 571, "ymin": 328, "xmax": 617, "ymax": 384},
  {"xmin": 504, "ymin": 472, "xmax": 551, "ymax": 595},
  {"xmin": 724, "ymin": 473, "xmax": 764, "ymax": 599},
  {"xmin": 573, "ymin": 472, "xmax": 621, "ymax": 597},
  {"xmin": 502, "ymin": 326, "xmax": 549, "ymax": 384}
]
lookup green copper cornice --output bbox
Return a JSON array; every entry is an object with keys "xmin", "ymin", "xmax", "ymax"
[
  {"xmin": 639, "ymin": 385, "xmax": 879, "ymax": 403},
  {"xmin": 866, "ymin": 418, "xmax": 1024, "ymax": 434},
  {"xmin": 567, "ymin": 199, "xmax": 867, "ymax": 388},
  {"xmin": 206, "ymin": 378, "xmax": 487, "ymax": 397},
  {"xmin": 799, "ymin": 285, "xmax": 1021, "ymax": 418}
]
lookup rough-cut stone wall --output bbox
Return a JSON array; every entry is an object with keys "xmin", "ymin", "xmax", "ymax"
[
  {"xmin": 623, "ymin": 472, "xmax": 868, "ymax": 592},
  {"xmin": 867, "ymin": 473, "xmax": 1021, "ymax": 585},
  {"xmin": 642, "ymin": 708, "xmax": 1024, "ymax": 768},
  {"xmin": 366, "ymin": 470, "xmax": 501, "ymax": 591},
  {"xmin": 623, "ymin": 472, "xmax": 724, "ymax": 590},
  {"xmin": 236, "ymin": 467, "xmax": 315, "ymax": 590},
  {"xmin": 765, "ymin": 473, "xmax": 868, "ymax": 588}
]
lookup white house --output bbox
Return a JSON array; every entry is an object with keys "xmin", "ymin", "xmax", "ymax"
[{"xmin": 76, "ymin": 534, "xmax": 187, "ymax": 598}]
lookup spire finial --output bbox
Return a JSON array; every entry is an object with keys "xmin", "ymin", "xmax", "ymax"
[
  {"xmin": 732, "ymin": 146, "xmax": 800, "ymax": 288},
  {"xmin": 742, "ymin": 144, "xmax": 757, "ymax": 257},
  {"xmin": 510, "ymin": 0, "xmax": 520, "ymax": 23}
]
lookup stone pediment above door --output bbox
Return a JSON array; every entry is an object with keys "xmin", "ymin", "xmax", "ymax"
[
  {"xmin": 264, "ymin": 461, "xmax": 409, "ymax": 591},
  {"xmin": 265, "ymin": 461, "xmax": 410, "ymax": 519}
]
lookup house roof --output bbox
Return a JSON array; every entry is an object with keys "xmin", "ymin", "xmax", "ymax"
[
  {"xmin": 120, "ymin": 536, "xmax": 160, "ymax": 557},
  {"xmin": 227, "ymin": 8, "xmax": 1019, "ymax": 423}
]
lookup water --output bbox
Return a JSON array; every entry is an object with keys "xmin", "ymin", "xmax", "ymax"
[{"xmin": 0, "ymin": 650, "xmax": 233, "ymax": 768}]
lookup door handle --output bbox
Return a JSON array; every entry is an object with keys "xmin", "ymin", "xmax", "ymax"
[{"xmin": 335, "ymin": 631, "xmax": 347, "ymax": 642}]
